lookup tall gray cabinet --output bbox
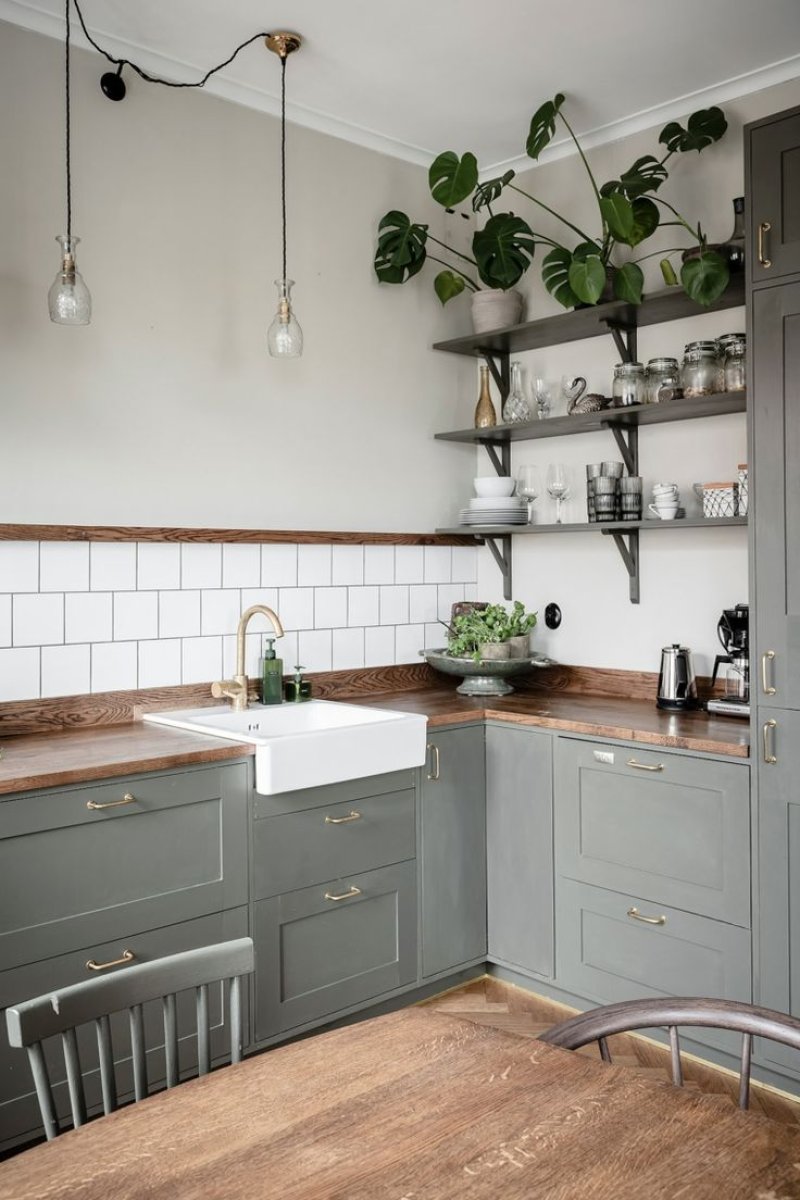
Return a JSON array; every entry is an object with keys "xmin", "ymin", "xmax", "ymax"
[{"xmin": 747, "ymin": 104, "xmax": 800, "ymax": 1078}]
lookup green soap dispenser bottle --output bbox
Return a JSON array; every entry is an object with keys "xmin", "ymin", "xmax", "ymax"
[
  {"xmin": 285, "ymin": 665, "xmax": 312, "ymax": 702},
  {"xmin": 261, "ymin": 639, "xmax": 283, "ymax": 705}
]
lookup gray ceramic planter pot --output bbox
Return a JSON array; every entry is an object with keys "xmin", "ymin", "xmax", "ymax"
[
  {"xmin": 508, "ymin": 634, "xmax": 531, "ymax": 658},
  {"xmin": 471, "ymin": 289, "xmax": 523, "ymax": 334},
  {"xmin": 479, "ymin": 641, "xmax": 511, "ymax": 661}
]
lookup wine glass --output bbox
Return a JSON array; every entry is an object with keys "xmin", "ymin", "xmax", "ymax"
[
  {"xmin": 533, "ymin": 377, "xmax": 553, "ymax": 420},
  {"xmin": 546, "ymin": 463, "xmax": 570, "ymax": 524},
  {"xmin": 517, "ymin": 465, "xmax": 541, "ymax": 524}
]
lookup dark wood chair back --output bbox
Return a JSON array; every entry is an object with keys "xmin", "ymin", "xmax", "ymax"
[
  {"xmin": 5, "ymin": 937, "xmax": 254, "ymax": 1140},
  {"xmin": 539, "ymin": 996, "xmax": 800, "ymax": 1110}
]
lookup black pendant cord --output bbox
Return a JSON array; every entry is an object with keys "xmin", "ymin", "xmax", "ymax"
[
  {"xmin": 64, "ymin": 0, "xmax": 72, "ymax": 239},
  {"xmin": 281, "ymin": 54, "xmax": 287, "ymax": 281},
  {"xmin": 72, "ymin": 0, "xmax": 270, "ymax": 90}
]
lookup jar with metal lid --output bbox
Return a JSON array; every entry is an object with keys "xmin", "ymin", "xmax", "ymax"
[
  {"xmin": 612, "ymin": 362, "xmax": 646, "ymax": 407},
  {"xmin": 718, "ymin": 333, "xmax": 746, "ymax": 393},
  {"xmin": 681, "ymin": 340, "xmax": 722, "ymax": 398},
  {"xmin": 645, "ymin": 357, "xmax": 680, "ymax": 404}
]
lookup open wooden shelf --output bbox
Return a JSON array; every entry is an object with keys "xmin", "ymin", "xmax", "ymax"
[
  {"xmin": 436, "ymin": 517, "xmax": 748, "ymax": 537},
  {"xmin": 435, "ymin": 391, "xmax": 746, "ymax": 446},
  {"xmin": 432, "ymin": 276, "xmax": 746, "ymax": 359}
]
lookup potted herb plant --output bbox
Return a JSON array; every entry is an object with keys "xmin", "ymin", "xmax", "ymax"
[{"xmin": 447, "ymin": 602, "xmax": 537, "ymax": 662}]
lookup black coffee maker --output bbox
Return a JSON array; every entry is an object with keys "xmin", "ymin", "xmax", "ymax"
[{"xmin": 707, "ymin": 603, "xmax": 750, "ymax": 717}]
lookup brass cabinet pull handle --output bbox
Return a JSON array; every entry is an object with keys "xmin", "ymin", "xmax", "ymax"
[
  {"xmin": 324, "ymin": 886, "xmax": 362, "ymax": 902},
  {"xmin": 86, "ymin": 792, "xmax": 136, "ymax": 811},
  {"xmin": 761, "ymin": 650, "xmax": 777, "ymax": 696},
  {"xmin": 627, "ymin": 906, "xmax": 666, "ymax": 926},
  {"xmin": 763, "ymin": 719, "xmax": 778, "ymax": 765},
  {"xmin": 325, "ymin": 811, "xmax": 362, "ymax": 825},
  {"xmin": 86, "ymin": 949, "xmax": 135, "ymax": 972},
  {"xmin": 626, "ymin": 759, "xmax": 664, "ymax": 773},
  {"xmin": 757, "ymin": 220, "xmax": 772, "ymax": 268},
  {"xmin": 426, "ymin": 743, "xmax": 440, "ymax": 782}
]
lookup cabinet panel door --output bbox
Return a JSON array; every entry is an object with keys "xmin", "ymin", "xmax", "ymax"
[
  {"xmin": 420, "ymin": 727, "xmax": 486, "ymax": 979},
  {"xmin": 749, "ymin": 110, "xmax": 800, "ymax": 283},
  {"xmin": 757, "ymin": 707, "xmax": 800, "ymax": 1074},
  {"xmin": 752, "ymin": 281, "xmax": 800, "ymax": 709},
  {"xmin": 486, "ymin": 724, "xmax": 553, "ymax": 979},
  {"xmin": 253, "ymin": 861, "xmax": 416, "ymax": 1040},
  {"xmin": 555, "ymin": 739, "xmax": 750, "ymax": 926}
]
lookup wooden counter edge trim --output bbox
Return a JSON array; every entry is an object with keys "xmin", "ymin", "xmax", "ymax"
[
  {"xmin": 0, "ymin": 664, "xmax": 439, "ymax": 736},
  {"xmin": 0, "ymin": 524, "xmax": 474, "ymax": 546},
  {"xmin": 0, "ymin": 741, "xmax": 254, "ymax": 796}
]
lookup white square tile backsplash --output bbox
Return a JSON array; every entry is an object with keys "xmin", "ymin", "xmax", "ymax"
[{"xmin": 0, "ymin": 540, "xmax": 476, "ymax": 702}]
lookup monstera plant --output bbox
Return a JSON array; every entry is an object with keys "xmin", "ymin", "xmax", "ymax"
[{"xmin": 374, "ymin": 95, "xmax": 731, "ymax": 313}]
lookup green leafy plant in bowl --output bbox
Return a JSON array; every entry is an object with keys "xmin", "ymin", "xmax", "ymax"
[{"xmin": 447, "ymin": 602, "xmax": 538, "ymax": 662}]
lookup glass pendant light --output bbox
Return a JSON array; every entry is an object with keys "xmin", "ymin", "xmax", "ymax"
[
  {"xmin": 50, "ymin": 0, "xmax": 91, "ymax": 325},
  {"xmin": 266, "ymin": 33, "xmax": 302, "ymax": 357}
]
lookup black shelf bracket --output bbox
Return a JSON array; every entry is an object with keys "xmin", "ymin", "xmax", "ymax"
[
  {"xmin": 607, "ymin": 423, "xmax": 639, "ymax": 475},
  {"xmin": 604, "ymin": 321, "xmax": 637, "ymax": 365},
  {"xmin": 482, "ymin": 534, "xmax": 513, "ymax": 600},
  {"xmin": 603, "ymin": 528, "xmax": 640, "ymax": 603},
  {"xmin": 482, "ymin": 440, "xmax": 511, "ymax": 476}
]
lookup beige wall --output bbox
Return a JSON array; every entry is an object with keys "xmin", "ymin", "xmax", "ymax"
[
  {"xmin": 0, "ymin": 21, "xmax": 476, "ymax": 531},
  {"xmin": 476, "ymin": 77, "xmax": 800, "ymax": 674}
]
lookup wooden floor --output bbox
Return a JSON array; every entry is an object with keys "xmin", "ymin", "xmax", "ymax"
[{"xmin": 419, "ymin": 975, "xmax": 800, "ymax": 1126}]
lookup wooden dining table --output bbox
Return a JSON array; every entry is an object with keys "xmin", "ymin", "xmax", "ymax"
[{"xmin": 2, "ymin": 1006, "xmax": 800, "ymax": 1199}]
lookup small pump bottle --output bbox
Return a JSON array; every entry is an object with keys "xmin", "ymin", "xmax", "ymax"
[{"xmin": 261, "ymin": 638, "xmax": 283, "ymax": 705}]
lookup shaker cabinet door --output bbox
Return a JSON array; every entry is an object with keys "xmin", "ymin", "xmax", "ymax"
[
  {"xmin": 752, "ymin": 280, "xmax": 800, "ymax": 710},
  {"xmin": 748, "ymin": 109, "xmax": 800, "ymax": 284}
]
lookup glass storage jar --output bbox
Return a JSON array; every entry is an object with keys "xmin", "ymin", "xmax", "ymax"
[
  {"xmin": 645, "ymin": 357, "xmax": 680, "ymax": 404},
  {"xmin": 718, "ymin": 333, "xmax": 746, "ymax": 392},
  {"xmin": 681, "ymin": 340, "xmax": 722, "ymax": 398},
  {"xmin": 612, "ymin": 362, "xmax": 646, "ymax": 407}
]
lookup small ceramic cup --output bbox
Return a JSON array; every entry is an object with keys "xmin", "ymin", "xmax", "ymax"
[{"xmin": 648, "ymin": 502, "xmax": 679, "ymax": 520}]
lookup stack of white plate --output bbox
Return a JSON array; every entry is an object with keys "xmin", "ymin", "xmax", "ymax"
[{"xmin": 459, "ymin": 497, "xmax": 528, "ymax": 526}]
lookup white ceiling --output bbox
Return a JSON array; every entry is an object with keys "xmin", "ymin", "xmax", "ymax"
[{"xmin": 3, "ymin": 0, "xmax": 800, "ymax": 170}]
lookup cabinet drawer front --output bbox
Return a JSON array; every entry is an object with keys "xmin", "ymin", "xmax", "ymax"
[
  {"xmin": 555, "ymin": 740, "xmax": 750, "ymax": 926},
  {"xmin": 253, "ymin": 789, "xmax": 415, "ymax": 899},
  {"xmin": 557, "ymin": 877, "xmax": 751, "ymax": 1053},
  {"xmin": 0, "ymin": 907, "xmax": 248, "ymax": 1148},
  {"xmin": 253, "ymin": 769, "xmax": 415, "ymax": 818},
  {"xmin": 254, "ymin": 861, "xmax": 416, "ymax": 1040},
  {"xmin": 0, "ymin": 764, "xmax": 248, "ymax": 968}
]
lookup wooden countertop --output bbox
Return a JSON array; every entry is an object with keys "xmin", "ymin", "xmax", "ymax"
[{"xmin": 0, "ymin": 687, "xmax": 748, "ymax": 797}]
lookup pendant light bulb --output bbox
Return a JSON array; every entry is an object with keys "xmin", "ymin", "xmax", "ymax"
[
  {"xmin": 48, "ymin": 234, "xmax": 91, "ymax": 325},
  {"xmin": 268, "ymin": 278, "xmax": 303, "ymax": 357}
]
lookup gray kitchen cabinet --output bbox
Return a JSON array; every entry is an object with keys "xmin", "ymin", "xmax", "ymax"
[
  {"xmin": 486, "ymin": 723, "xmax": 553, "ymax": 979},
  {"xmin": 0, "ymin": 761, "xmax": 250, "ymax": 1149},
  {"xmin": 757, "ymin": 708, "xmax": 800, "ymax": 1076},
  {"xmin": 747, "ymin": 107, "xmax": 800, "ymax": 284},
  {"xmin": 253, "ymin": 861, "xmax": 416, "ymax": 1039},
  {"xmin": 750, "ymin": 278, "xmax": 800, "ymax": 711},
  {"xmin": 420, "ymin": 726, "xmax": 486, "ymax": 979},
  {"xmin": 555, "ymin": 739, "xmax": 750, "ymax": 926}
]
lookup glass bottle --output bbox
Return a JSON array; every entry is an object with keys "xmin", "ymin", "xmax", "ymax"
[
  {"xmin": 645, "ymin": 357, "xmax": 680, "ymax": 404},
  {"xmin": 474, "ymin": 364, "xmax": 496, "ymax": 428},
  {"xmin": 681, "ymin": 340, "xmax": 722, "ymax": 398},
  {"xmin": 267, "ymin": 279, "xmax": 303, "ymax": 357},
  {"xmin": 48, "ymin": 235, "xmax": 91, "ymax": 326},
  {"xmin": 502, "ymin": 361, "xmax": 532, "ymax": 423},
  {"xmin": 612, "ymin": 362, "xmax": 646, "ymax": 407},
  {"xmin": 718, "ymin": 333, "xmax": 746, "ymax": 392}
]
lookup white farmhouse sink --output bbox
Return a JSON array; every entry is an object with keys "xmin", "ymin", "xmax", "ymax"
[{"xmin": 144, "ymin": 701, "xmax": 428, "ymax": 795}]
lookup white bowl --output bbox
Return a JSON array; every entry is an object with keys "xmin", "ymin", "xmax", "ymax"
[{"xmin": 474, "ymin": 476, "xmax": 516, "ymax": 498}]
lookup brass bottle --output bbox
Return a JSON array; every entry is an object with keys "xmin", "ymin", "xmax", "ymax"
[{"xmin": 474, "ymin": 364, "xmax": 496, "ymax": 428}]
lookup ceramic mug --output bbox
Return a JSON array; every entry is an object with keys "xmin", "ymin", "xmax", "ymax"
[{"xmin": 648, "ymin": 502, "xmax": 679, "ymax": 520}]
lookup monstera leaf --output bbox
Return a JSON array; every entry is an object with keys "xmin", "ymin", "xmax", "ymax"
[
  {"xmin": 600, "ymin": 194, "xmax": 635, "ymax": 243},
  {"xmin": 613, "ymin": 262, "xmax": 644, "ymax": 305},
  {"xmin": 472, "ymin": 170, "xmax": 515, "ymax": 212},
  {"xmin": 472, "ymin": 214, "xmax": 536, "ymax": 289},
  {"xmin": 680, "ymin": 249, "xmax": 729, "ymax": 305},
  {"xmin": 567, "ymin": 245, "xmax": 607, "ymax": 305},
  {"xmin": 526, "ymin": 93, "xmax": 565, "ymax": 160},
  {"xmin": 429, "ymin": 151, "xmax": 479, "ymax": 208},
  {"xmin": 542, "ymin": 247, "xmax": 580, "ymax": 309},
  {"xmin": 629, "ymin": 197, "xmax": 660, "ymax": 246},
  {"xmin": 660, "ymin": 107, "xmax": 727, "ymax": 154},
  {"xmin": 374, "ymin": 210, "xmax": 428, "ymax": 283},
  {"xmin": 601, "ymin": 155, "xmax": 668, "ymax": 200},
  {"xmin": 433, "ymin": 270, "xmax": 467, "ymax": 305}
]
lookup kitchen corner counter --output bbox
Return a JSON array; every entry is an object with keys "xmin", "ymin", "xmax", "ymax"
[
  {"xmin": 351, "ymin": 687, "xmax": 750, "ymax": 759},
  {"xmin": 0, "ymin": 684, "xmax": 748, "ymax": 797}
]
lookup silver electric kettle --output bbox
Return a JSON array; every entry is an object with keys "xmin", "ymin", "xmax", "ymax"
[{"xmin": 657, "ymin": 644, "xmax": 698, "ymax": 710}]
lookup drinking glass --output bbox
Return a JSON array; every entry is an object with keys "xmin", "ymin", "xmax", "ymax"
[
  {"xmin": 546, "ymin": 463, "xmax": 570, "ymax": 524},
  {"xmin": 517, "ymin": 465, "xmax": 541, "ymax": 523},
  {"xmin": 533, "ymin": 378, "xmax": 554, "ymax": 420}
]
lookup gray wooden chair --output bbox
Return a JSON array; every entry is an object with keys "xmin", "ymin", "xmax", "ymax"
[
  {"xmin": 5, "ymin": 937, "xmax": 254, "ymax": 1140},
  {"xmin": 539, "ymin": 996, "xmax": 800, "ymax": 1111}
]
